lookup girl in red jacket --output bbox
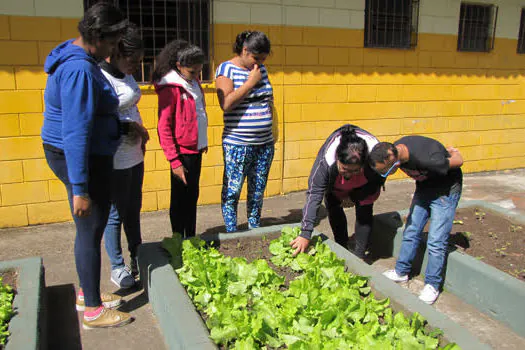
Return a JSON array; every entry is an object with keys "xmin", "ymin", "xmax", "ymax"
[{"xmin": 152, "ymin": 40, "xmax": 208, "ymax": 238}]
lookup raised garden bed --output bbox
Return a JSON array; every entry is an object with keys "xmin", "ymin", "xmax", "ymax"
[
  {"xmin": 0, "ymin": 258, "xmax": 45, "ymax": 350},
  {"xmin": 377, "ymin": 200, "xmax": 525, "ymax": 338},
  {"xmin": 0, "ymin": 270, "xmax": 16, "ymax": 349},
  {"xmin": 138, "ymin": 224, "xmax": 490, "ymax": 350}
]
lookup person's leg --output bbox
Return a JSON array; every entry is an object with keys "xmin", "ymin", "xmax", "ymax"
[
  {"xmin": 73, "ymin": 155, "xmax": 113, "ymax": 307},
  {"xmin": 104, "ymin": 203, "xmax": 124, "ymax": 270},
  {"xmin": 121, "ymin": 162, "xmax": 144, "ymax": 260},
  {"xmin": 221, "ymin": 143, "xmax": 248, "ymax": 232},
  {"xmin": 424, "ymin": 191, "xmax": 461, "ymax": 290},
  {"xmin": 395, "ymin": 191, "xmax": 431, "ymax": 277},
  {"xmin": 170, "ymin": 164, "xmax": 188, "ymax": 236},
  {"xmin": 246, "ymin": 144, "xmax": 274, "ymax": 229},
  {"xmin": 181, "ymin": 154, "xmax": 202, "ymax": 237},
  {"xmin": 353, "ymin": 203, "xmax": 374, "ymax": 259},
  {"xmin": 324, "ymin": 193, "xmax": 349, "ymax": 247}
]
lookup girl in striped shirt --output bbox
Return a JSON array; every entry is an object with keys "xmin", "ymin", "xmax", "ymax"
[{"xmin": 215, "ymin": 31, "xmax": 274, "ymax": 232}]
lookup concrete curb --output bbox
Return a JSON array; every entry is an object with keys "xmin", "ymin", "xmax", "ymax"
[
  {"xmin": 138, "ymin": 242, "xmax": 215, "ymax": 350},
  {"xmin": 0, "ymin": 257, "xmax": 45, "ymax": 350},
  {"xmin": 379, "ymin": 199, "xmax": 525, "ymax": 338},
  {"xmin": 140, "ymin": 224, "xmax": 490, "ymax": 349}
]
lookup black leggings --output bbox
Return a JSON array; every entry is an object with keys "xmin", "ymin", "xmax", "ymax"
[
  {"xmin": 169, "ymin": 153, "xmax": 202, "ymax": 238},
  {"xmin": 325, "ymin": 193, "xmax": 374, "ymax": 259}
]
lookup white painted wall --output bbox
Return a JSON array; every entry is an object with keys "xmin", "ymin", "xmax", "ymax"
[
  {"xmin": 214, "ymin": 0, "xmax": 525, "ymax": 39},
  {"xmin": 0, "ymin": 0, "xmax": 82, "ymax": 17}
]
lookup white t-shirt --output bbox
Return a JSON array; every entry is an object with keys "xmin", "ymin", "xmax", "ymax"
[
  {"xmin": 159, "ymin": 70, "xmax": 208, "ymax": 150},
  {"xmin": 102, "ymin": 70, "xmax": 145, "ymax": 169}
]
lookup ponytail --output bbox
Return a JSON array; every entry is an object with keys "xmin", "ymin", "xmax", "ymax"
[
  {"xmin": 151, "ymin": 39, "xmax": 205, "ymax": 83},
  {"xmin": 336, "ymin": 126, "xmax": 368, "ymax": 166},
  {"xmin": 232, "ymin": 30, "xmax": 271, "ymax": 55}
]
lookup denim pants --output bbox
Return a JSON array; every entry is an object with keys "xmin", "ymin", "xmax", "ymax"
[
  {"xmin": 170, "ymin": 153, "xmax": 202, "ymax": 238},
  {"xmin": 221, "ymin": 143, "xmax": 274, "ymax": 232},
  {"xmin": 395, "ymin": 188, "xmax": 462, "ymax": 290},
  {"xmin": 104, "ymin": 162, "xmax": 144, "ymax": 270},
  {"xmin": 44, "ymin": 146, "xmax": 112, "ymax": 307}
]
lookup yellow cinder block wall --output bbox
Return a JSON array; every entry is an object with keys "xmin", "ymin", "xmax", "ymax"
[{"xmin": 1, "ymin": 14, "xmax": 525, "ymax": 228}]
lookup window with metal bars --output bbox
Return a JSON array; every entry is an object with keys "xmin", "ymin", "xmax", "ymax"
[
  {"xmin": 364, "ymin": 0, "xmax": 420, "ymax": 49},
  {"xmin": 517, "ymin": 8, "xmax": 525, "ymax": 53},
  {"xmin": 84, "ymin": 0, "xmax": 212, "ymax": 83},
  {"xmin": 457, "ymin": 3, "xmax": 498, "ymax": 52}
]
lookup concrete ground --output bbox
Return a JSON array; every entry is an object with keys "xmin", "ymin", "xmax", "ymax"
[{"xmin": 1, "ymin": 169, "xmax": 525, "ymax": 349}]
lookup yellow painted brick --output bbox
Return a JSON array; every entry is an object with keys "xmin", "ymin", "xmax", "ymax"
[
  {"xmin": 446, "ymin": 116, "xmax": 472, "ymax": 132},
  {"xmin": 213, "ymin": 43, "xmax": 232, "ymax": 66},
  {"xmin": 268, "ymin": 25, "xmax": 283, "ymax": 46},
  {"xmin": 1, "ymin": 181, "xmax": 49, "ymax": 205},
  {"xmin": 283, "ymin": 159, "xmax": 314, "ymax": 178},
  {"xmin": 348, "ymin": 85, "xmax": 376, "ymax": 102},
  {"xmin": 0, "ymin": 90, "xmax": 42, "ymax": 113},
  {"xmin": 283, "ymin": 26, "xmax": 302, "ymax": 46},
  {"xmin": 19, "ymin": 113, "xmax": 43, "ymax": 136},
  {"xmin": 0, "ymin": 205, "xmax": 28, "ymax": 227},
  {"xmin": 283, "ymin": 104, "xmax": 301, "ymax": 122},
  {"xmin": 273, "ymin": 85, "xmax": 283, "ymax": 106},
  {"xmin": 283, "ymin": 66, "xmax": 302, "ymax": 85},
  {"xmin": 497, "ymin": 156, "xmax": 525, "ymax": 171},
  {"xmin": 141, "ymin": 191, "xmax": 158, "ymax": 211},
  {"xmin": 214, "ymin": 23, "xmax": 232, "ymax": 44},
  {"xmin": 430, "ymin": 131, "xmax": 480, "ymax": 147},
  {"xmin": 296, "ymin": 176, "xmax": 308, "ymax": 191},
  {"xmin": 303, "ymin": 27, "xmax": 337, "ymax": 47},
  {"xmin": 143, "ymin": 171, "xmax": 170, "ymax": 192},
  {"xmin": 0, "ymin": 15, "xmax": 9, "ymax": 40},
  {"xmin": 316, "ymin": 86, "xmax": 347, "ymax": 103},
  {"xmin": 0, "ymin": 66, "xmax": 15, "ymax": 89},
  {"xmin": 284, "ymin": 141, "xmax": 300, "ymax": 160},
  {"xmin": 0, "ymin": 161, "xmax": 23, "ymax": 184},
  {"xmin": 200, "ymin": 166, "xmax": 216, "ymax": 187},
  {"xmin": 284, "ymin": 122, "xmax": 316, "ymax": 141},
  {"xmin": 376, "ymin": 50, "xmax": 405, "ymax": 67},
  {"xmin": 143, "ymin": 151, "xmax": 156, "ymax": 172},
  {"xmin": 138, "ymin": 107, "xmax": 156, "ymax": 129},
  {"xmin": 359, "ymin": 119, "xmax": 401, "ymax": 136},
  {"xmin": 0, "ymin": 40, "xmax": 39, "ymax": 65},
  {"xmin": 283, "ymin": 86, "xmax": 318, "ymax": 104},
  {"xmin": 300, "ymin": 66, "xmax": 335, "ymax": 85},
  {"xmin": 285, "ymin": 47, "xmax": 318, "ymax": 66},
  {"xmin": 401, "ymin": 118, "xmax": 445, "ymax": 135},
  {"xmin": 267, "ymin": 45, "xmax": 283, "ymax": 65},
  {"xmin": 154, "ymin": 150, "xmax": 169, "ymax": 170},
  {"xmin": 376, "ymin": 85, "xmax": 404, "ymax": 102},
  {"xmin": 60, "ymin": 18, "xmax": 79, "ymax": 41},
  {"xmin": 265, "ymin": 179, "xmax": 282, "ymax": 197},
  {"xmin": 299, "ymin": 140, "xmax": 323, "ymax": 159},
  {"xmin": 147, "ymin": 132, "xmax": 161, "ymax": 150},
  {"xmin": 27, "ymin": 200, "xmax": 70, "ymax": 225},
  {"xmin": 137, "ymin": 93, "xmax": 157, "ymax": 109},
  {"xmin": 0, "ymin": 114, "xmax": 20, "ymax": 137},
  {"xmin": 334, "ymin": 66, "xmax": 363, "ymax": 84},
  {"xmin": 214, "ymin": 166, "xmax": 224, "ymax": 186},
  {"xmin": 23, "ymin": 159, "xmax": 56, "ymax": 182},
  {"xmin": 348, "ymin": 48, "xmax": 364, "ymax": 66},
  {"xmin": 319, "ymin": 48, "xmax": 349, "ymax": 66},
  {"xmin": 207, "ymin": 106, "xmax": 224, "ymax": 126},
  {"xmin": 431, "ymin": 52, "xmax": 456, "ymax": 68},
  {"xmin": 404, "ymin": 51, "xmax": 418, "ymax": 68},
  {"xmin": 268, "ymin": 162, "xmax": 281, "ymax": 181},
  {"xmin": 48, "ymin": 179, "xmax": 67, "ymax": 201},
  {"xmin": 10, "ymin": 16, "xmax": 61, "ymax": 41},
  {"xmin": 198, "ymin": 184, "xmax": 221, "ymax": 205},
  {"xmin": 282, "ymin": 177, "xmax": 299, "ymax": 193},
  {"xmin": 0, "ymin": 136, "xmax": 44, "ymax": 161},
  {"xmin": 362, "ymin": 49, "xmax": 379, "ymax": 66},
  {"xmin": 376, "ymin": 102, "xmax": 417, "ymax": 119},
  {"xmin": 157, "ymin": 190, "xmax": 170, "ymax": 210}
]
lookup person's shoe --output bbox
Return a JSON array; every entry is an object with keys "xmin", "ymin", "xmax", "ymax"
[
  {"xmin": 419, "ymin": 284, "xmax": 440, "ymax": 305},
  {"xmin": 83, "ymin": 307, "xmax": 133, "ymax": 329},
  {"xmin": 382, "ymin": 269, "xmax": 409, "ymax": 283},
  {"xmin": 76, "ymin": 292, "xmax": 122, "ymax": 311},
  {"xmin": 111, "ymin": 266, "xmax": 135, "ymax": 289}
]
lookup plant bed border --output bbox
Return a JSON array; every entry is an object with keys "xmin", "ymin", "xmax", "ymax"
[
  {"xmin": 376, "ymin": 199, "xmax": 525, "ymax": 338},
  {"xmin": 138, "ymin": 224, "xmax": 490, "ymax": 350},
  {"xmin": 0, "ymin": 257, "xmax": 45, "ymax": 350}
]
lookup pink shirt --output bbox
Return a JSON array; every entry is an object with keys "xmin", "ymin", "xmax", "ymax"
[{"xmin": 332, "ymin": 170, "xmax": 380, "ymax": 206}]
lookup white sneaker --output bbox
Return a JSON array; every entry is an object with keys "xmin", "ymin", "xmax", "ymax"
[
  {"xmin": 382, "ymin": 269, "xmax": 408, "ymax": 283},
  {"xmin": 419, "ymin": 284, "xmax": 440, "ymax": 304}
]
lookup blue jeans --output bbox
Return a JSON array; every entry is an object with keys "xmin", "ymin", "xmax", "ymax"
[
  {"xmin": 104, "ymin": 162, "xmax": 144, "ymax": 270},
  {"xmin": 44, "ymin": 146, "xmax": 112, "ymax": 307},
  {"xmin": 395, "ymin": 188, "xmax": 462, "ymax": 290}
]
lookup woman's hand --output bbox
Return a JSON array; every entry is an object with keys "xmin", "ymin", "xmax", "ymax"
[
  {"xmin": 290, "ymin": 236, "xmax": 310, "ymax": 256},
  {"xmin": 73, "ymin": 195, "xmax": 91, "ymax": 217},
  {"xmin": 247, "ymin": 64, "xmax": 262, "ymax": 87},
  {"xmin": 172, "ymin": 165, "xmax": 187, "ymax": 185},
  {"xmin": 129, "ymin": 122, "xmax": 150, "ymax": 143}
]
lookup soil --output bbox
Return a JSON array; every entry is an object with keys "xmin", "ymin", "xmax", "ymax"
[
  {"xmin": 217, "ymin": 233, "xmax": 301, "ymax": 288},
  {"xmin": 0, "ymin": 270, "xmax": 17, "ymax": 290},
  {"xmin": 449, "ymin": 208, "xmax": 525, "ymax": 281}
]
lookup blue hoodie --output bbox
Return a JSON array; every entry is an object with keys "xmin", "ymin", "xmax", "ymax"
[{"xmin": 41, "ymin": 40, "xmax": 120, "ymax": 196}]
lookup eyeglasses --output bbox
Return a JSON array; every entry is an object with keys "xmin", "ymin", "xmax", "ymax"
[{"xmin": 377, "ymin": 160, "xmax": 400, "ymax": 178}]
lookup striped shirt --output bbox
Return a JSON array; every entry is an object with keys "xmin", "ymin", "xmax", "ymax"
[{"xmin": 215, "ymin": 61, "xmax": 273, "ymax": 145}]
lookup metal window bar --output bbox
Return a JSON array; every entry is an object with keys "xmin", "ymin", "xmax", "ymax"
[
  {"xmin": 83, "ymin": 0, "xmax": 212, "ymax": 83},
  {"xmin": 518, "ymin": 9, "xmax": 525, "ymax": 53},
  {"xmin": 364, "ymin": 0, "xmax": 419, "ymax": 49},
  {"xmin": 457, "ymin": 3, "xmax": 497, "ymax": 52}
]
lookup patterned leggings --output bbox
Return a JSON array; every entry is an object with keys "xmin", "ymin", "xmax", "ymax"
[{"xmin": 221, "ymin": 143, "xmax": 274, "ymax": 232}]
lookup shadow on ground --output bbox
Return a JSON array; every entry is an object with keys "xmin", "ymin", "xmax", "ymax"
[{"xmin": 46, "ymin": 284, "xmax": 81, "ymax": 350}]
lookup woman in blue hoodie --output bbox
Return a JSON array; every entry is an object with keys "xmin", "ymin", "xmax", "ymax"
[{"xmin": 41, "ymin": 3, "xmax": 132, "ymax": 329}]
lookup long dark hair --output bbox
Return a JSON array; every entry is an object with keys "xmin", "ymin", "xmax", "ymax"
[
  {"xmin": 232, "ymin": 31, "xmax": 271, "ymax": 55},
  {"xmin": 78, "ymin": 2, "xmax": 127, "ymax": 44},
  {"xmin": 336, "ymin": 126, "xmax": 368, "ymax": 166},
  {"xmin": 151, "ymin": 40, "xmax": 205, "ymax": 83}
]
